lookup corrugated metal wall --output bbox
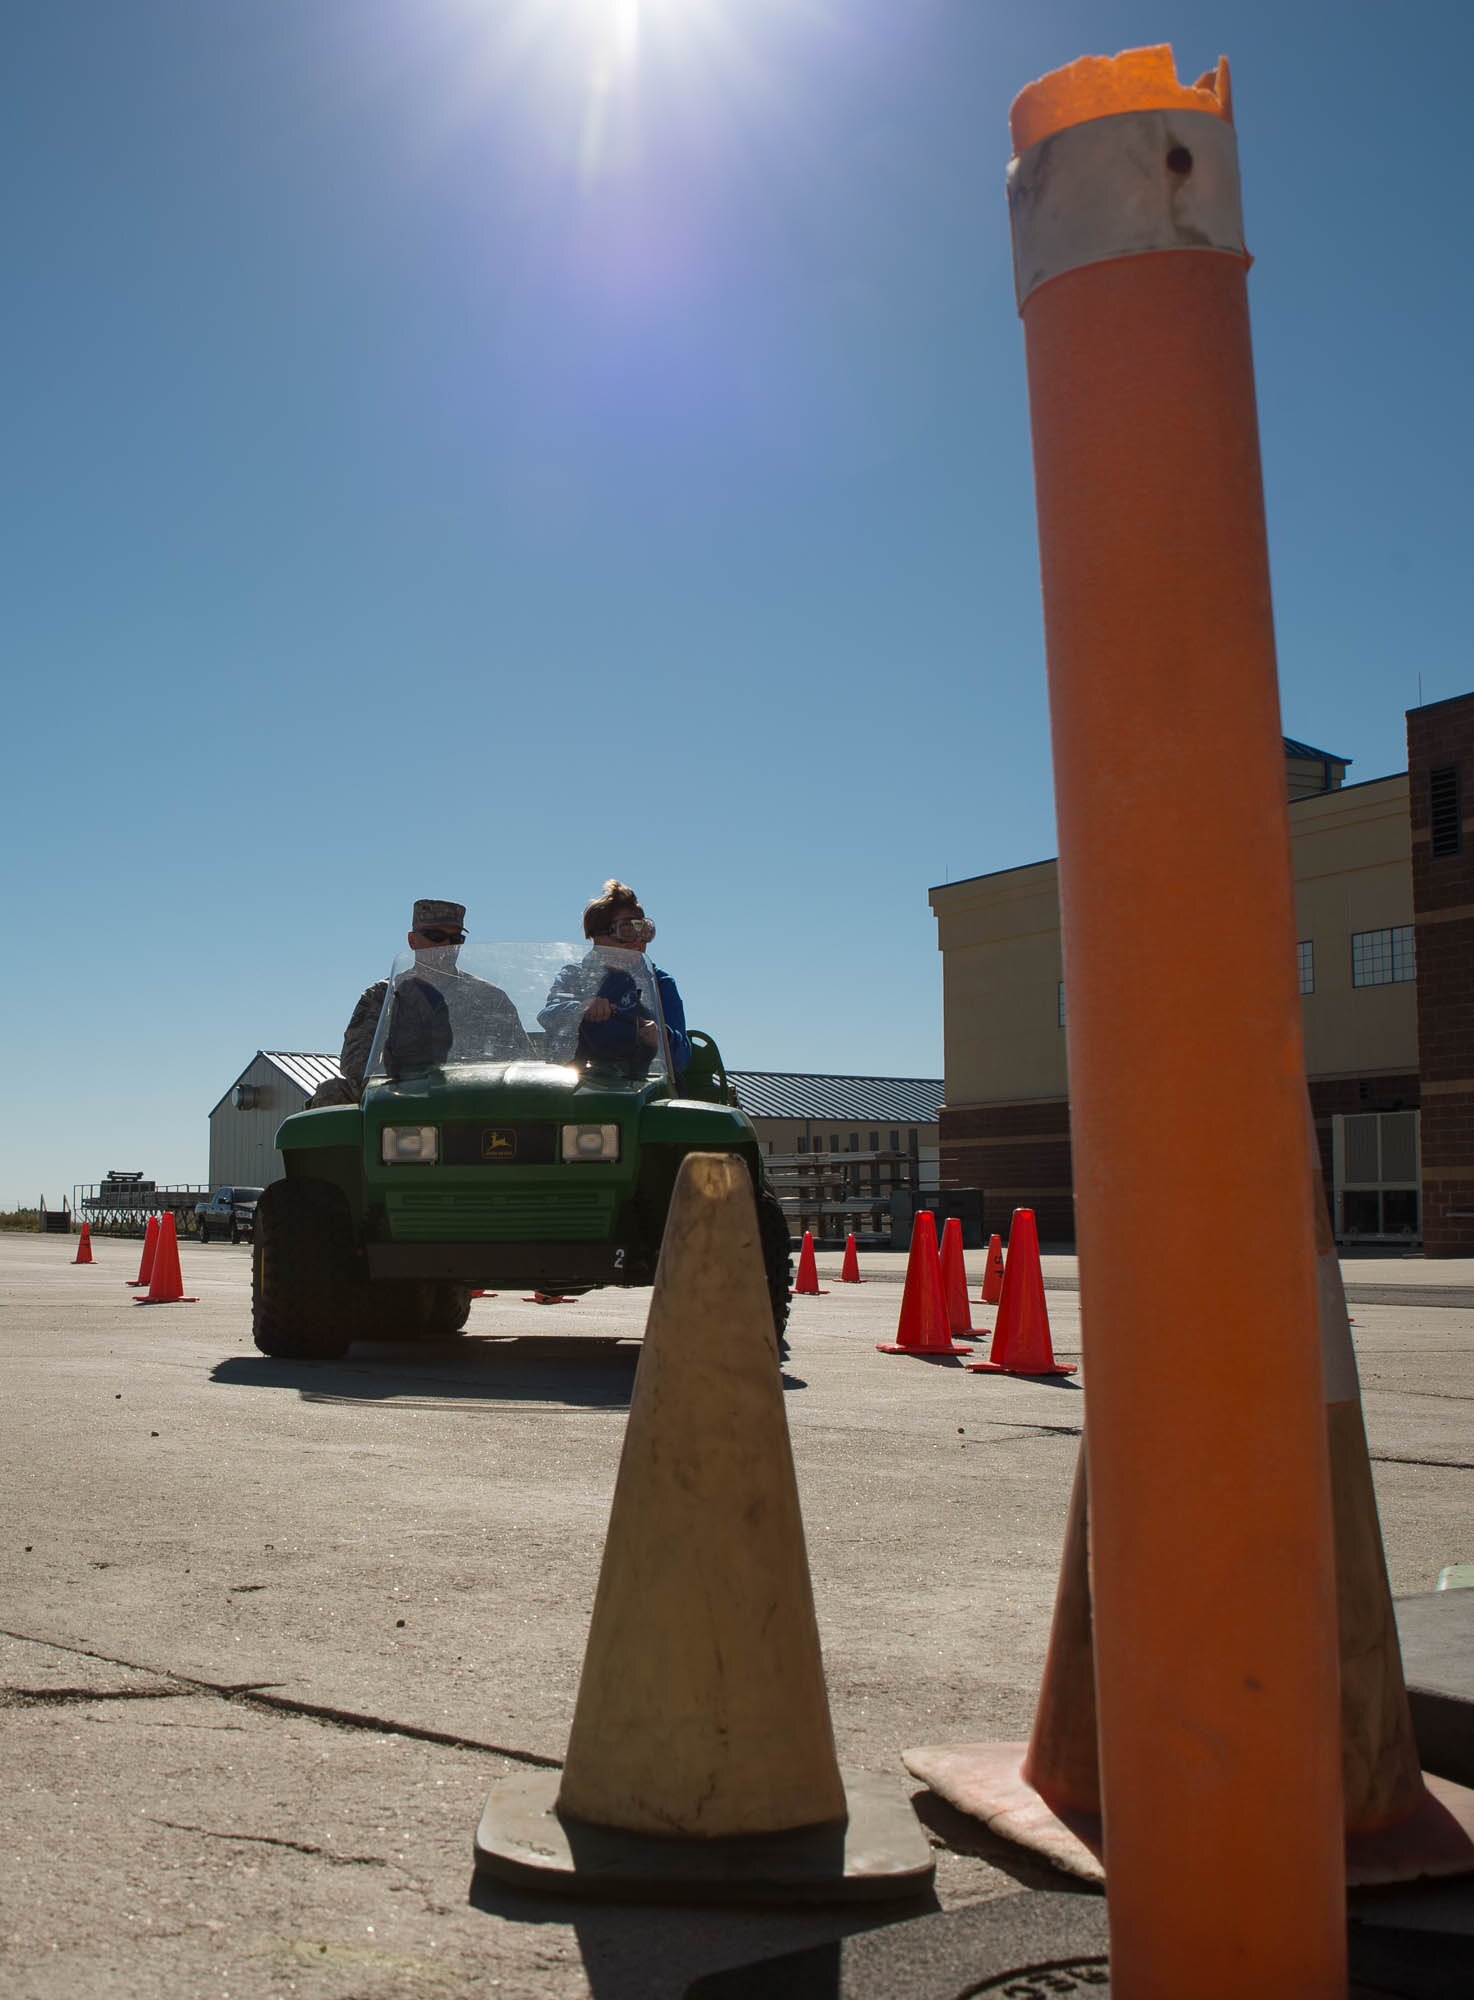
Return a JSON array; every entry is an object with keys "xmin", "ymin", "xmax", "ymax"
[{"xmin": 208, "ymin": 1056, "xmax": 305, "ymax": 1189}]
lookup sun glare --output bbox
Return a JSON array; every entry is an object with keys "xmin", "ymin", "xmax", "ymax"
[{"xmin": 433, "ymin": 0, "xmax": 805, "ymax": 189}]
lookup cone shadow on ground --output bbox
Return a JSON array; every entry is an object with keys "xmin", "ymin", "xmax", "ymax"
[{"xmin": 466, "ymin": 1869, "xmax": 932, "ymax": 2000}]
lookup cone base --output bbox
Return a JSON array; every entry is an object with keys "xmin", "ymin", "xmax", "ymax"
[
  {"xmin": 904, "ymin": 1742, "xmax": 1474, "ymax": 1889},
  {"xmin": 133, "ymin": 1296, "xmax": 199, "ymax": 1307},
  {"xmin": 473, "ymin": 1767, "xmax": 935, "ymax": 1905},
  {"xmin": 876, "ymin": 1342, "xmax": 973, "ymax": 1357},
  {"xmin": 793, "ymin": 1288, "xmax": 830, "ymax": 1296},
  {"xmin": 902, "ymin": 1742, "xmax": 1103, "ymax": 1882},
  {"xmin": 966, "ymin": 1359, "xmax": 1076, "ymax": 1376}
]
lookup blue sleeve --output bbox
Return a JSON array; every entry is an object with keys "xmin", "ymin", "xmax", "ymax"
[{"xmin": 656, "ymin": 969, "xmax": 690, "ymax": 1082}]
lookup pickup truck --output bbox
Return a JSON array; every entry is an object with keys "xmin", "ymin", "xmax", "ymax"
[{"xmin": 196, "ymin": 1186, "xmax": 263, "ymax": 1244}]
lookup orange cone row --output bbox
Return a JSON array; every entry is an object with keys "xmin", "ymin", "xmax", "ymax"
[
  {"xmin": 873, "ymin": 1207, "xmax": 1074, "ymax": 1375},
  {"xmin": 69, "ymin": 1207, "xmax": 199, "ymax": 1305}
]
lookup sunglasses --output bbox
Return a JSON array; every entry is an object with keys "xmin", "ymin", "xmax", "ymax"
[{"xmin": 419, "ymin": 928, "xmax": 466, "ymax": 945}]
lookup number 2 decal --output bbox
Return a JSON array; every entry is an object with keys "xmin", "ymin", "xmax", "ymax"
[{"xmin": 613, "ymin": 1247, "xmax": 626, "ymax": 1270}]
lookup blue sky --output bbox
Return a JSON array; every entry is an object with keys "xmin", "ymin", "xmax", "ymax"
[{"xmin": 3, "ymin": 0, "xmax": 1471, "ymax": 1206}]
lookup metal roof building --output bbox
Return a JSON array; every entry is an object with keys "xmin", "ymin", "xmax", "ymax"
[
  {"xmin": 728, "ymin": 1073, "xmax": 943, "ymax": 1123},
  {"xmin": 207, "ymin": 1052, "xmax": 344, "ymax": 1190}
]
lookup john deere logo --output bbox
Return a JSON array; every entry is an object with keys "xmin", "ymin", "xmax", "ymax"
[{"xmin": 482, "ymin": 1128, "xmax": 517, "ymax": 1160}]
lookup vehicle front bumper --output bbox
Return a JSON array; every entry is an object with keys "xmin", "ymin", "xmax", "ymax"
[{"xmin": 364, "ymin": 1242, "xmax": 649, "ymax": 1288}]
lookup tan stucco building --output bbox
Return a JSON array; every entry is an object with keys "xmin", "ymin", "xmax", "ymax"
[{"xmin": 930, "ymin": 699, "xmax": 1473, "ymax": 1252}]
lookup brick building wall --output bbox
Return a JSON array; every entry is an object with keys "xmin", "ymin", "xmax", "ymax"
[
  {"xmin": 1408, "ymin": 692, "xmax": 1474, "ymax": 1254},
  {"xmin": 938, "ymin": 1098, "xmax": 1074, "ymax": 1243}
]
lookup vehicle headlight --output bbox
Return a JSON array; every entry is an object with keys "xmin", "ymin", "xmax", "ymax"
[
  {"xmin": 381, "ymin": 1125, "xmax": 439, "ymax": 1164},
  {"xmin": 561, "ymin": 1123, "xmax": 620, "ymax": 1163}
]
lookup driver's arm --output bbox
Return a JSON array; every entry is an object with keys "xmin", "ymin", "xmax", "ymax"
[{"xmin": 339, "ymin": 981, "xmax": 387, "ymax": 1092}]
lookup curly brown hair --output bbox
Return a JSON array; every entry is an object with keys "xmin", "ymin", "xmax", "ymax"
[{"xmin": 581, "ymin": 879, "xmax": 645, "ymax": 939}]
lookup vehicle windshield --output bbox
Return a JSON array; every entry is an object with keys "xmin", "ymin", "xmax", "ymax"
[{"xmin": 362, "ymin": 941, "xmax": 672, "ymax": 1090}]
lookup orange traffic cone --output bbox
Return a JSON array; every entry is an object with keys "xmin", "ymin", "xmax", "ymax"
[
  {"xmin": 73, "ymin": 1222, "xmax": 93, "ymax": 1265},
  {"xmin": 938, "ymin": 1218, "xmax": 973, "ymax": 1337},
  {"xmin": 133, "ymin": 1214, "xmax": 197, "ymax": 1305},
  {"xmin": 127, "ymin": 1214, "xmax": 160, "ymax": 1287},
  {"xmin": 908, "ymin": 1115, "xmax": 1474, "ymax": 1888},
  {"xmin": 525, "ymin": 1293, "xmax": 574, "ymax": 1305},
  {"xmin": 877, "ymin": 1211, "xmax": 971, "ymax": 1356},
  {"xmin": 839, "ymin": 1234, "xmax": 863, "ymax": 1283},
  {"xmin": 967, "ymin": 1209, "xmax": 1075, "ymax": 1376},
  {"xmin": 792, "ymin": 1230, "xmax": 827, "ymax": 1295},
  {"xmin": 979, "ymin": 1233, "xmax": 1005, "ymax": 1305}
]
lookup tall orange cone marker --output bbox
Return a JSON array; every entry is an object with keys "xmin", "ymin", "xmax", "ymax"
[
  {"xmin": 133, "ymin": 1214, "xmax": 197, "ymax": 1305},
  {"xmin": 73, "ymin": 1222, "xmax": 93, "ymax": 1265},
  {"xmin": 937, "ymin": 1217, "xmax": 973, "ymax": 1337},
  {"xmin": 128, "ymin": 1214, "xmax": 160, "ymax": 1287},
  {"xmin": 979, "ymin": 1233, "xmax": 1005, "ymax": 1306},
  {"xmin": 996, "ymin": 44, "xmax": 1343, "ymax": 1993},
  {"xmin": 792, "ymin": 1230, "xmax": 827, "ymax": 1296},
  {"xmin": 906, "ymin": 1125, "xmax": 1474, "ymax": 1887},
  {"xmin": 876, "ymin": 1210, "xmax": 970, "ymax": 1356},
  {"xmin": 966, "ymin": 1210, "xmax": 1074, "ymax": 1377},
  {"xmin": 839, "ymin": 1234, "xmax": 862, "ymax": 1283},
  {"xmin": 474, "ymin": 1153, "xmax": 934, "ymax": 1901}
]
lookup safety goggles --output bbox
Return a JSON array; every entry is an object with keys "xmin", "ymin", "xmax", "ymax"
[
  {"xmin": 418, "ymin": 927, "xmax": 466, "ymax": 945},
  {"xmin": 609, "ymin": 917, "xmax": 655, "ymax": 944}
]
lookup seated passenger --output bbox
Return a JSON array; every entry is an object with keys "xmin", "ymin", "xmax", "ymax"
[
  {"xmin": 539, "ymin": 881, "xmax": 690, "ymax": 1085},
  {"xmin": 310, "ymin": 897, "xmax": 466, "ymax": 1105},
  {"xmin": 310, "ymin": 899, "xmax": 530, "ymax": 1100}
]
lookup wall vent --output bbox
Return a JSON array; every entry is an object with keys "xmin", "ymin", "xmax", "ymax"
[{"xmin": 1430, "ymin": 764, "xmax": 1462, "ymax": 857}]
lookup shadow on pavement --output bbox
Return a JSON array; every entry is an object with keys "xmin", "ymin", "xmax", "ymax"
[
  {"xmin": 210, "ymin": 1337, "xmax": 811, "ymax": 1408},
  {"xmin": 466, "ymin": 1867, "xmax": 936, "ymax": 1999},
  {"xmin": 210, "ymin": 1334, "xmax": 642, "ymax": 1409}
]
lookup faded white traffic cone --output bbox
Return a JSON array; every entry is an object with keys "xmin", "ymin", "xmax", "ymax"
[{"xmin": 474, "ymin": 1151, "xmax": 933, "ymax": 1901}]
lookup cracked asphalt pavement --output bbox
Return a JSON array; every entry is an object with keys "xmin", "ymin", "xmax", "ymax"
[{"xmin": 3, "ymin": 1233, "xmax": 1470, "ymax": 1997}]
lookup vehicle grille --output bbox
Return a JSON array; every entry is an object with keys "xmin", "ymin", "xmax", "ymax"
[{"xmin": 385, "ymin": 1186, "xmax": 617, "ymax": 1242}]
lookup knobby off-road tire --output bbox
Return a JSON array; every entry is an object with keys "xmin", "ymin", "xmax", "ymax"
[
  {"xmin": 251, "ymin": 1179, "xmax": 356, "ymax": 1361},
  {"xmin": 757, "ymin": 1183, "xmax": 793, "ymax": 1356}
]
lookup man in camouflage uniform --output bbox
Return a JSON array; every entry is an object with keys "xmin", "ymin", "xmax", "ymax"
[{"xmin": 308, "ymin": 898, "xmax": 471, "ymax": 1108}]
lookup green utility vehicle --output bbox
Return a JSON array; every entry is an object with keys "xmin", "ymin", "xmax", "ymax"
[{"xmin": 253, "ymin": 940, "xmax": 791, "ymax": 1361}]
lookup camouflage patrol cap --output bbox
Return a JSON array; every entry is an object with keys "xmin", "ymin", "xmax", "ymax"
[{"xmin": 412, "ymin": 898, "xmax": 466, "ymax": 932}]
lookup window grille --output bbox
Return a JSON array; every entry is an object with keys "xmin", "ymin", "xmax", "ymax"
[
  {"xmin": 1297, "ymin": 940, "xmax": 1314, "ymax": 995},
  {"xmin": 1351, "ymin": 926, "xmax": 1415, "ymax": 987},
  {"xmin": 1430, "ymin": 765, "xmax": 1462, "ymax": 857}
]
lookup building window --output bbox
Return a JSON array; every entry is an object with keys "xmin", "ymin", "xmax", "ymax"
[
  {"xmin": 829, "ymin": 1134, "xmax": 840, "ymax": 1153},
  {"xmin": 847, "ymin": 1132, "xmax": 859, "ymax": 1151},
  {"xmin": 1430, "ymin": 765, "xmax": 1462, "ymax": 857},
  {"xmin": 797, "ymin": 1138, "xmax": 808, "ymax": 1154},
  {"xmin": 1057, "ymin": 981, "xmax": 1066, "ymax": 1027},
  {"xmin": 1351, "ymin": 926, "xmax": 1416, "ymax": 988},
  {"xmin": 868, "ymin": 1130, "xmax": 878, "ymax": 1150},
  {"xmin": 889, "ymin": 1131, "xmax": 900, "ymax": 1152},
  {"xmin": 1297, "ymin": 940, "xmax": 1315, "ymax": 995}
]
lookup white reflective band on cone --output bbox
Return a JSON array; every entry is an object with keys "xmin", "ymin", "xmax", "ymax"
[{"xmin": 1008, "ymin": 107, "xmax": 1246, "ymax": 309}]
